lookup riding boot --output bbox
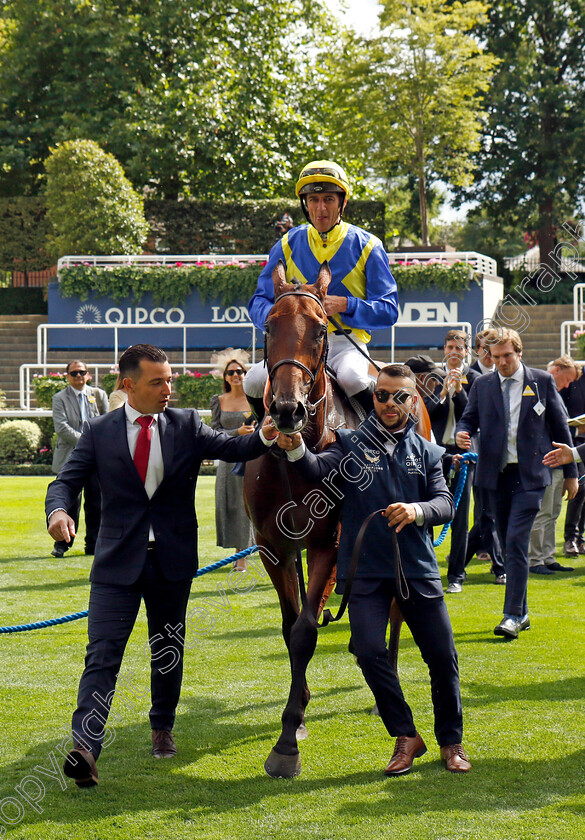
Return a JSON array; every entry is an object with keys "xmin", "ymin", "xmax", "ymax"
[
  {"xmin": 247, "ymin": 395, "xmax": 266, "ymax": 423},
  {"xmin": 351, "ymin": 382, "xmax": 375, "ymax": 418}
]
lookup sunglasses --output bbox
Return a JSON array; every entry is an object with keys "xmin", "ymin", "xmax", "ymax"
[
  {"xmin": 68, "ymin": 370, "xmax": 88, "ymax": 377},
  {"xmin": 374, "ymin": 389, "xmax": 413, "ymax": 405},
  {"xmin": 226, "ymin": 368, "xmax": 245, "ymax": 377}
]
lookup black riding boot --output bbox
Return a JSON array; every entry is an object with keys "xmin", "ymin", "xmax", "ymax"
[
  {"xmin": 351, "ymin": 382, "xmax": 375, "ymax": 418},
  {"xmin": 247, "ymin": 395, "xmax": 266, "ymax": 423}
]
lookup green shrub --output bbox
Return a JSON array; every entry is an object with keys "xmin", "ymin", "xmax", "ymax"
[
  {"xmin": 0, "ymin": 419, "xmax": 42, "ymax": 464},
  {"xmin": 58, "ymin": 257, "xmax": 477, "ymax": 309},
  {"xmin": 97, "ymin": 372, "xmax": 119, "ymax": 395},
  {"xmin": 173, "ymin": 372, "xmax": 223, "ymax": 408},
  {"xmin": 0, "ymin": 197, "xmax": 53, "ymax": 273},
  {"xmin": 45, "ymin": 139, "xmax": 149, "ymax": 259},
  {"xmin": 0, "ymin": 388, "xmax": 6, "ymax": 410},
  {"xmin": 32, "ymin": 373, "xmax": 67, "ymax": 408}
]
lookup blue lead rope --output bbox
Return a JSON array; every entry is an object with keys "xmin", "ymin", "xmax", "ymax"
[
  {"xmin": 433, "ymin": 452, "xmax": 478, "ymax": 547},
  {"xmin": 0, "ymin": 545, "xmax": 259, "ymax": 635}
]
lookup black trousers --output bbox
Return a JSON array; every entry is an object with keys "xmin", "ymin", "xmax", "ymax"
[
  {"xmin": 348, "ymin": 579, "xmax": 463, "ymax": 747},
  {"xmin": 489, "ymin": 466, "xmax": 545, "ymax": 617},
  {"xmin": 54, "ymin": 472, "xmax": 102, "ymax": 553},
  {"xmin": 443, "ymin": 454, "xmax": 473, "ymax": 584},
  {"xmin": 71, "ymin": 547, "xmax": 192, "ymax": 758},
  {"xmin": 465, "ymin": 485, "xmax": 505, "ymax": 577},
  {"xmin": 564, "ymin": 459, "xmax": 585, "ymax": 542}
]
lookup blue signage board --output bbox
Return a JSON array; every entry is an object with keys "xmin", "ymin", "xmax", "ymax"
[{"xmin": 47, "ymin": 277, "xmax": 499, "ymax": 350}]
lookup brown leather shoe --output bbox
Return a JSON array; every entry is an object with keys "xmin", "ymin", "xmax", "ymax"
[
  {"xmin": 384, "ymin": 733, "xmax": 427, "ymax": 776},
  {"xmin": 152, "ymin": 729, "xmax": 177, "ymax": 758},
  {"xmin": 440, "ymin": 744, "xmax": 471, "ymax": 773},
  {"xmin": 63, "ymin": 748, "xmax": 98, "ymax": 788}
]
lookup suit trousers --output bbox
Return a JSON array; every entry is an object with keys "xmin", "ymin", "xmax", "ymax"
[
  {"xmin": 444, "ymin": 455, "xmax": 473, "ymax": 584},
  {"xmin": 564, "ymin": 458, "xmax": 585, "ymax": 542},
  {"xmin": 489, "ymin": 466, "xmax": 545, "ymax": 617},
  {"xmin": 71, "ymin": 547, "xmax": 192, "ymax": 758},
  {"xmin": 348, "ymin": 579, "xmax": 463, "ymax": 747},
  {"xmin": 528, "ymin": 469, "xmax": 564, "ymax": 566},
  {"xmin": 465, "ymin": 486, "xmax": 505, "ymax": 577},
  {"xmin": 54, "ymin": 472, "xmax": 101, "ymax": 553}
]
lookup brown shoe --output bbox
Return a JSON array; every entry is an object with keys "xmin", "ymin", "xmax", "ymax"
[
  {"xmin": 152, "ymin": 729, "xmax": 177, "ymax": 758},
  {"xmin": 384, "ymin": 733, "xmax": 427, "ymax": 776},
  {"xmin": 63, "ymin": 748, "xmax": 98, "ymax": 788},
  {"xmin": 440, "ymin": 744, "xmax": 471, "ymax": 773}
]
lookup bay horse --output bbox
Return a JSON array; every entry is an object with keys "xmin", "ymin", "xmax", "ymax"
[{"xmin": 243, "ymin": 260, "xmax": 429, "ymax": 778}]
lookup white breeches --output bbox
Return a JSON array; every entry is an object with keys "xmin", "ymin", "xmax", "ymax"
[{"xmin": 243, "ymin": 333, "xmax": 373, "ymax": 399}]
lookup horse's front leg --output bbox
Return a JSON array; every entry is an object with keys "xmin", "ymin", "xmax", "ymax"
[{"xmin": 265, "ymin": 547, "xmax": 336, "ymax": 779}]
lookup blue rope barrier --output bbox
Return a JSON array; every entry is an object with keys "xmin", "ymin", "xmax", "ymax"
[
  {"xmin": 0, "ymin": 545, "xmax": 259, "ymax": 635},
  {"xmin": 433, "ymin": 452, "xmax": 478, "ymax": 547}
]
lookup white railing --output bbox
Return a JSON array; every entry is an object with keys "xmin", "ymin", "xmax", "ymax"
[
  {"xmin": 35, "ymin": 321, "xmax": 258, "ymax": 368},
  {"xmin": 389, "ymin": 321, "xmax": 473, "ymax": 362},
  {"xmin": 389, "ymin": 251, "xmax": 497, "ymax": 277},
  {"xmin": 505, "ymin": 254, "xmax": 585, "ymax": 273},
  {"xmin": 57, "ymin": 254, "xmax": 269, "ymax": 269},
  {"xmin": 57, "ymin": 250, "xmax": 499, "ymax": 277}
]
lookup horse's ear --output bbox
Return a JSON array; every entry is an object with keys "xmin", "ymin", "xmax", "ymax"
[
  {"xmin": 312, "ymin": 261, "xmax": 331, "ymax": 300},
  {"xmin": 273, "ymin": 260, "xmax": 291, "ymax": 300}
]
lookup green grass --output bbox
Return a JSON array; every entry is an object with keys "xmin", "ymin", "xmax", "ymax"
[{"xmin": 1, "ymin": 476, "xmax": 585, "ymax": 839}]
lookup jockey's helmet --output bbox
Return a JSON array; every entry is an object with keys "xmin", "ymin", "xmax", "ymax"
[{"xmin": 295, "ymin": 160, "xmax": 350, "ymax": 225}]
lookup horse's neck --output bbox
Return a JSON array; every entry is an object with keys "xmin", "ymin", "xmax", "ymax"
[{"xmin": 302, "ymin": 375, "xmax": 337, "ymax": 452}]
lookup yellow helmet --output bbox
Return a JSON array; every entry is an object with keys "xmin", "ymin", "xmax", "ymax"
[{"xmin": 295, "ymin": 160, "xmax": 350, "ymax": 199}]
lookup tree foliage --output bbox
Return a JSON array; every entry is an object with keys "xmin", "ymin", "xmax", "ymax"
[
  {"xmin": 462, "ymin": 0, "xmax": 585, "ymax": 272},
  {"xmin": 45, "ymin": 139, "xmax": 149, "ymax": 258},
  {"xmin": 323, "ymin": 0, "xmax": 497, "ymax": 244},
  {"xmin": 0, "ymin": 0, "xmax": 336, "ymax": 198}
]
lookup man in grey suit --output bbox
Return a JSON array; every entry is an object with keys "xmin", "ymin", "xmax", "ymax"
[{"xmin": 51, "ymin": 359, "xmax": 109, "ymax": 557}]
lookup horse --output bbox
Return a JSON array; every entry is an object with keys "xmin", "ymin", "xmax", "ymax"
[{"xmin": 243, "ymin": 260, "xmax": 428, "ymax": 778}]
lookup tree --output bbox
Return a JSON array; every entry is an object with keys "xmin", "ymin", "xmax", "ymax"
[
  {"xmin": 44, "ymin": 139, "xmax": 149, "ymax": 258},
  {"xmin": 323, "ymin": 0, "xmax": 496, "ymax": 244},
  {"xmin": 461, "ymin": 0, "xmax": 585, "ymax": 275},
  {"xmin": 0, "ymin": 0, "xmax": 336, "ymax": 198}
]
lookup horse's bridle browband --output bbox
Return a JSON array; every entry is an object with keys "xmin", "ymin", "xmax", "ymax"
[{"xmin": 264, "ymin": 289, "xmax": 329, "ymax": 413}]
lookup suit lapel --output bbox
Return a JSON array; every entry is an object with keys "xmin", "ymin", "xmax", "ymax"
[
  {"xmin": 111, "ymin": 406, "xmax": 137, "ymax": 476},
  {"xmin": 519, "ymin": 365, "xmax": 535, "ymax": 427},
  {"xmin": 157, "ymin": 412, "xmax": 173, "ymax": 487}
]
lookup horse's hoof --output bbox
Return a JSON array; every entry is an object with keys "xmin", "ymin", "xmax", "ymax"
[
  {"xmin": 264, "ymin": 749, "xmax": 301, "ymax": 778},
  {"xmin": 370, "ymin": 703, "xmax": 380, "ymax": 716},
  {"xmin": 296, "ymin": 723, "xmax": 309, "ymax": 741}
]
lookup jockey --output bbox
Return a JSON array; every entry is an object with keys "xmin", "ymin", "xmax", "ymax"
[{"xmin": 244, "ymin": 159, "xmax": 399, "ymax": 418}]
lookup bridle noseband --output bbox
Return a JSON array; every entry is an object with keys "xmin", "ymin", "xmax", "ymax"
[{"xmin": 264, "ymin": 289, "xmax": 329, "ymax": 415}]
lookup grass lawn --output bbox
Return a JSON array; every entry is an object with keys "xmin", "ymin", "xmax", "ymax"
[{"xmin": 1, "ymin": 476, "xmax": 585, "ymax": 840}]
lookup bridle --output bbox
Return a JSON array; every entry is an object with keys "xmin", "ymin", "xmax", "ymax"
[{"xmin": 264, "ymin": 289, "xmax": 329, "ymax": 416}]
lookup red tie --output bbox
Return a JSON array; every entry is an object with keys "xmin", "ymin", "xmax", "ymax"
[{"xmin": 134, "ymin": 416, "xmax": 154, "ymax": 484}]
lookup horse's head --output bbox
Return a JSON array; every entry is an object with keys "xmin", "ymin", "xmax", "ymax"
[{"xmin": 264, "ymin": 260, "xmax": 331, "ymax": 434}]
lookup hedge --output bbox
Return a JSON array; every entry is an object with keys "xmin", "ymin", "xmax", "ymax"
[
  {"xmin": 145, "ymin": 198, "xmax": 386, "ymax": 253},
  {"xmin": 0, "ymin": 419, "xmax": 42, "ymax": 464},
  {"xmin": 0, "ymin": 197, "xmax": 53, "ymax": 273},
  {"xmin": 0, "ymin": 197, "xmax": 387, "ymax": 277},
  {"xmin": 0, "ymin": 287, "xmax": 47, "ymax": 314}
]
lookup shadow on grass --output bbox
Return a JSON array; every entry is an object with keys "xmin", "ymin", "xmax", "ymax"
[
  {"xmin": 0, "ymin": 578, "xmax": 89, "ymax": 593},
  {"xmin": 3, "ymin": 691, "xmax": 585, "ymax": 834}
]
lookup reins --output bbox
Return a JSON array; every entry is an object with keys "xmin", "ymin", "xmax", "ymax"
[{"xmin": 279, "ymin": 457, "xmax": 407, "ymax": 628}]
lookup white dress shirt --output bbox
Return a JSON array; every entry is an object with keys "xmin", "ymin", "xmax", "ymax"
[
  {"xmin": 125, "ymin": 403, "xmax": 164, "ymax": 540},
  {"xmin": 498, "ymin": 365, "xmax": 525, "ymax": 466}
]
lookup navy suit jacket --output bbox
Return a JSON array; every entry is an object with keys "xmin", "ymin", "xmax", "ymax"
[
  {"xmin": 45, "ymin": 406, "xmax": 267, "ymax": 584},
  {"xmin": 456, "ymin": 364, "xmax": 577, "ymax": 490},
  {"xmin": 424, "ymin": 367, "xmax": 481, "ymax": 447}
]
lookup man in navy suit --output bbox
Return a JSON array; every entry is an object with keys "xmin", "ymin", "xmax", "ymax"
[
  {"xmin": 46, "ymin": 344, "xmax": 278, "ymax": 787},
  {"xmin": 456, "ymin": 329, "xmax": 577, "ymax": 638},
  {"xmin": 412, "ymin": 331, "xmax": 480, "ymax": 593}
]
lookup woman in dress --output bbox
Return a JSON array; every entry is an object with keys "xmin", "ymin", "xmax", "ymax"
[
  {"xmin": 107, "ymin": 372, "xmax": 128, "ymax": 411},
  {"xmin": 210, "ymin": 356, "xmax": 255, "ymax": 571}
]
